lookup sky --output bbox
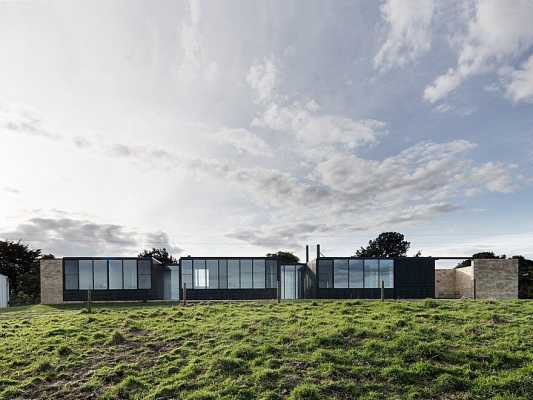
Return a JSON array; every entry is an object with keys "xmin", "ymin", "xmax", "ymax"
[{"xmin": 1, "ymin": 0, "xmax": 533, "ymax": 262}]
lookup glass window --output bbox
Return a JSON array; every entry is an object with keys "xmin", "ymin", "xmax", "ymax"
[
  {"xmin": 93, "ymin": 260, "xmax": 108, "ymax": 290},
  {"xmin": 207, "ymin": 260, "xmax": 219, "ymax": 289},
  {"xmin": 253, "ymin": 259, "xmax": 266, "ymax": 289},
  {"xmin": 266, "ymin": 260, "xmax": 277, "ymax": 288},
  {"xmin": 318, "ymin": 259, "xmax": 333, "ymax": 288},
  {"xmin": 138, "ymin": 259, "xmax": 152, "ymax": 289},
  {"xmin": 181, "ymin": 259, "xmax": 193, "ymax": 289},
  {"xmin": 64, "ymin": 259, "xmax": 79, "ymax": 290},
  {"xmin": 282, "ymin": 265, "xmax": 296, "ymax": 299},
  {"xmin": 380, "ymin": 259, "xmax": 394, "ymax": 288},
  {"xmin": 193, "ymin": 259, "xmax": 207, "ymax": 289},
  {"xmin": 334, "ymin": 259, "xmax": 349, "ymax": 288},
  {"xmin": 108, "ymin": 260, "xmax": 123, "ymax": 289},
  {"xmin": 364, "ymin": 259, "xmax": 379, "ymax": 288},
  {"xmin": 79, "ymin": 260, "xmax": 93, "ymax": 290},
  {"xmin": 228, "ymin": 259, "xmax": 240, "ymax": 288},
  {"xmin": 349, "ymin": 259, "xmax": 364, "ymax": 288},
  {"xmin": 123, "ymin": 260, "xmax": 138, "ymax": 289},
  {"xmin": 240, "ymin": 259, "xmax": 253, "ymax": 288},
  {"xmin": 218, "ymin": 259, "xmax": 228, "ymax": 288}
]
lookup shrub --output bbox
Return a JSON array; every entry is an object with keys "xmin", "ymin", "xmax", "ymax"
[
  {"xmin": 110, "ymin": 331, "xmax": 126, "ymax": 345},
  {"xmin": 56, "ymin": 344, "xmax": 72, "ymax": 356},
  {"xmin": 289, "ymin": 383, "xmax": 321, "ymax": 400}
]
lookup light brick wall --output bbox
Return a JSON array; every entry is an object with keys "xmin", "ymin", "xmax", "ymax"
[
  {"xmin": 435, "ymin": 269, "xmax": 456, "ymax": 298},
  {"xmin": 40, "ymin": 259, "xmax": 63, "ymax": 304},
  {"xmin": 473, "ymin": 259, "xmax": 518, "ymax": 299},
  {"xmin": 455, "ymin": 266, "xmax": 474, "ymax": 298}
]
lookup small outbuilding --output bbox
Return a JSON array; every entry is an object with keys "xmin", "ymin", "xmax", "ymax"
[{"xmin": 0, "ymin": 273, "xmax": 9, "ymax": 308}]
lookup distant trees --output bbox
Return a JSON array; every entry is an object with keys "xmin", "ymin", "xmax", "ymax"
[
  {"xmin": 266, "ymin": 251, "xmax": 300, "ymax": 264},
  {"xmin": 138, "ymin": 248, "xmax": 177, "ymax": 265},
  {"xmin": 456, "ymin": 251, "xmax": 505, "ymax": 268},
  {"xmin": 0, "ymin": 240, "xmax": 45, "ymax": 304},
  {"xmin": 355, "ymin": 232, "xmax": 410, "ymax": 258}
]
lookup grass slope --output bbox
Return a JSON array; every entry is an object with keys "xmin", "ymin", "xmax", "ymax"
[{"xmin": 1, "ymin": 300, "xmax": 533, "ymax": 399}]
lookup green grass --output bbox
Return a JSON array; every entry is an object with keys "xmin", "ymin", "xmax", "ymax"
[{"xmin": 1, "ymin": 300, "xmax": 532, "ymax": 399}]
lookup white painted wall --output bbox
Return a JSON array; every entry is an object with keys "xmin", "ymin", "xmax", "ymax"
[{"xmin": 0, "ymin": 274, "xmax": 8, "ymax": 308}]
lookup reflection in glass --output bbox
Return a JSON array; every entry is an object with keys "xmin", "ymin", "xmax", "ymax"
[
  {"xmin": 79, "ymin": 260, "xmax": 93, "ymax": 290},
  {"xmin": 207, "ymin": 260, "xmax": 219, "ymax": 289},
  {"xmin": 64, "ymin": 259, "xmax": 79, "ymax": 290},
  {"xmin": 318, "ymin": 260, "xmax": 333, "ymax": 288},
  {"xmin": 228, "ymin": 259, "xmax": 240, "ymax": 288},
  {"xmin": 349, "ymin": 259, "xmax": 364, "ymax": 288},
  {"xmin": 108, "ymin": 260, "xmax": 123, "ymax": 289},
  {"xmin": 123, "ymin": 260, "xmax": 138, "ymax": 289},
  {"xmin": 364, "ymin": 259, "xmax": 379, "ymax": 288},
  {"xmin": 333, "ymin": 259, "xmax": 349, "ymax": 288},
  {"xmin": 380, "ymin": 260, "xmax": 394, "ymax": 288},
  {"xmin": 181, "ymin": 260, "xmax": 193, "ymax": 289},
  {"xmin": 253, "ymin": 259, "xmax": 266, "ymax": 289},
  {"xmin": 218, "ymin": 259, "xmax": 228, "ymax": 288},
  {"xmin": 240, "ymin": 259, "xmax": 253, "ymax": 288},
  {"xmin": 93, "ymin": 260, "xmax": 108, "ymax": 290},
  {"xmin": 193, "ymin": 259, "xmax": 207, "ymax": 289}
]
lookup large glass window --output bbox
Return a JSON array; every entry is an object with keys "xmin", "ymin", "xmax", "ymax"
[
  {"xmin": 181, "ymin": 260, "xmax": 193, "ymax": 289},
  {"xmin": 138, "ymin": 259, "xmax": 152, "ymax": 289},
  {"xmin": 281, "ymin": 265, "xmax": 296, "ymax": 299},
  {"xmin": 334, "ymin": 259, "xmax": 349, "ymax": 288},
  {"xmin": 318, "ymin": 260, "xmax": 333, "ymax": 288},
  {"xmin": 228, "ymin": 259, "xmax": 240, "ymax": 288},
  {"xmin": 207, "ymin": 260, "xmax": 219, "ymax": 289},
  {"xmin": 79, "ymin": 260, "xmax": 93, "ymax": 290},
  {"xmin": 123, "ymin": 260, "xmax": 138, "ymax": 289},
  {"xmin": 108, "ymin": 260, "xmax": 123, "ymax": 289},
  {"xmin": 240, "ymin": 259, "xmax": 253, "ymax": 288},
  {"xmin": 93, "ymin": 260, "xmax": 108, "ymax": 290},
  {"xmin": 253, "ymin": 259, "xmax": 266, "ymax": 289},
  {"xmin": 380, "ymin": 260, "xmax": 394, "ymax": 288},
  {"xmin": 266, "ymin": 259, "xmax": 277, "ymax": 288},
  {"xmin": 193, "ymin": 259, "xmax": 207, "ymax": 289},
  {"xmin": 218, "ymin": 259, "xmax": 228, "ymax": 289},
  {"xmin": 64, "ymin": 259, "xmax": 79, "ymax": 290},
  {"xmin": 349, "ymin": 259, "xmax": 364, "ymax": 288},
  {"xmin": 364, "ymin": 259, "xmax": 379, "ymax": 288}
]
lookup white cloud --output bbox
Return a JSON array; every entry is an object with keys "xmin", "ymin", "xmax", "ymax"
[
  {"xmin": 503, "ymin": 55, "xmax": 533, "ymax": 103},
  {"xmin": 246, "ymin": 57, "xmax": 279, "ymax": 104},
  {"xmin": 423, "ymin": 0, "xmax": 533, "ymax": 103},
  {"xmin": 0, "ymin": 215, "xmax": 183, "ymax": 257},
  {"xmin": 0, "ymin": 100, "xmax": 60, "ymax": 139},
  {"xmin": 253, "ymin": 101, "xmax": 387, "ymax": 154},
  {"xmin": 217, "ymin": 127, "xmax": 273, "ymax": 157},
  {"xmin": 374, "ymin": 0, "xmax": 434, "ymax": 71},
  {"xmin": 177, "ymin": 0, "xmax": 218, "ymax": 84}
]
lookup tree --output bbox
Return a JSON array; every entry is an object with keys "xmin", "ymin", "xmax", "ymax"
[
  {"xmin": 138, "ymin": 248, "xmax": 177, "ymax": 265},
  {"xmin": 355, "ymin": 232, "xmax": 410, "ymax": 258},
  {"xmin": 456, "ymin": 252, "xmax": 504, "ymax": 268},
  {"xmin": 0, "ymin": 240, "xmax": 42, "ymax": 304},
  {"xmin": 266, "ymin": 251, "xmax": 300, "ymax": 264}
]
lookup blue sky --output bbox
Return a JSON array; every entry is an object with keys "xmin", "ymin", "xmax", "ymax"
[{"xmin": 1, "ymin": 0, "xmax": 532, "ymax": 261}]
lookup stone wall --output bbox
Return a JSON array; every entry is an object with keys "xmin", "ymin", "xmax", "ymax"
[
  {"xmin": 474, "ymin": 259, "xmax": 518, "ymax": 299},
  {"xmin": 40, "ymin": 259, "xmax": 63, "ymax": 304},
  {"xmin": 455, "ymin": 266, "xmax": 474, "ymax": 298},
  {"xmin": 435, "ymin": 269, "xmax": 456, "ymax": 298}
]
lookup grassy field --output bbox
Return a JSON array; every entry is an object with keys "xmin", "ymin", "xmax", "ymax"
[{"xmin": 1, "ymin": 300, "xmax": 532, "ymax": 400}]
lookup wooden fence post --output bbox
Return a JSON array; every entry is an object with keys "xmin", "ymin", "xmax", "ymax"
[
  {"xmin": 87, "ymin": 289, "xmax": 92, "ymax": 313},
  {"xmin": 183, "ymin": 283, "xmax": 187, "ymax": 306},
  {"xmin": 380, "ymin": 280, "xmax": 384, "ymax": 302}
]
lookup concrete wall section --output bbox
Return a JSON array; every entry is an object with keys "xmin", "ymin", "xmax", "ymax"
[
  {"xmin": 435, "ymin": 269, "xmax": 456, "ymax": 298},
  {"xmin": 474, "ymin": 259, "xmax": 518, "ymax": 299},
  {"xmin": 40, "ymin": 259, "xmax": 63, "ymax": 304},
  {"xmin": 455, "ymin": 266, "xmax": 474, "ymax": 298}
]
